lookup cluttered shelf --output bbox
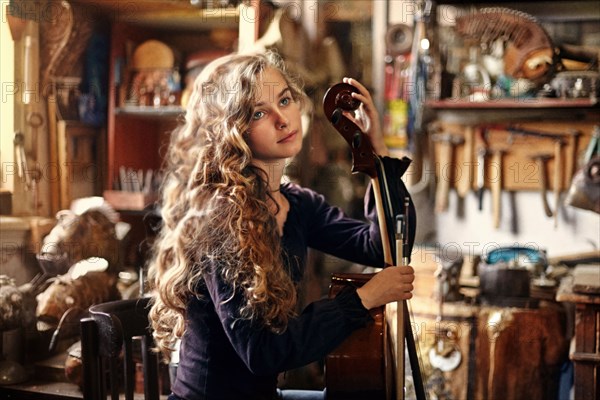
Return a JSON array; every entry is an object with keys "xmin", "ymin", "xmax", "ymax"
[{"xmin": 426, "ymin": 97, "xmax": 599, "ymax": 109}]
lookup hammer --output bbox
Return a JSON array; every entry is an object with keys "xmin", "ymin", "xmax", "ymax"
[
  {"xmin": 432, "ymin": 133, "xmax": 465, "ymax": 212},
  {"xmin": 531, "ymin": 154, "xmax": 554, "ymax": 218}
]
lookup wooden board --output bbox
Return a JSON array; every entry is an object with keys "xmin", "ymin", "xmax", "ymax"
[
  {"xmin": 431, "ymin": 120, "xmax": 596, "ymax": 192},
  {"xmin": 573, "ymin": 264, "xmax": 600, "ymax": 294},
  {"xmin": 57, "ymin": 121, "xmax": 102, "ymax": 210}
]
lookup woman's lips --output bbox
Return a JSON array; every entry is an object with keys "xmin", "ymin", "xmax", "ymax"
[{"xmin": 278, "ymin": 130, "xmax": 298, "ymax": 143}]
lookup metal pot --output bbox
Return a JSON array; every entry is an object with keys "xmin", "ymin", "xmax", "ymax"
[{"xmin": 550, "ymin": 71, "xmax": 599, "ymax": 99}]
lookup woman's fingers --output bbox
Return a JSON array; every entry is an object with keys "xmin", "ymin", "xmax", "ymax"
[
  {"xmin": 341, "ymin": 77, "xmax": 388, "ymax": 156},
  {"xmin": 357, "ymin": 266, "xmax": 415, "ymax": 309},
  {"xmin": 343, "ymin": 77, "xmax": 375, "ymax": 112}
]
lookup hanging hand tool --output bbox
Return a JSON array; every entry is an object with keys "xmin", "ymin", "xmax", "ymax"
[
  {"xmin": 432, "ymin": 133, "xmax": 464, "ymax": 212},
  {"xmin": 491, "ymin": 149, "xmax": 506, "ymax": 229},
  {"xmin": 13, "ymin": 131, "xmax": 31, "ymax": 188},
  {"xmin": 503, "ymin": 125, "xmax": 575, "ymax": 223},
  {"xmin": 456, "ymin": 125, "xmax": 475, "ymax": 200},
  {"xmin": 531, "ymin": 154, "xmax": 554, "ymax": 218},
  {"xmin": 476, "ymin": 147, "xmax": 487, "ymax": 211},
  {"xmin": 565, "ymin": 130, "xmax": 582, "ymax": 187},
  {"xmin": 508, "ymin": 191, "xmax": 519, "ymax": 234},
  {"xmin": 26, "ymin": 112, "xmax": 44, "ymax": 162},
  {"xmin": 475, "ymin": 127, "xmax": 488, "ymax": 211},
  {"xmin": 553, "ymin": 139, "xmax": 564, "ymax": 227}
]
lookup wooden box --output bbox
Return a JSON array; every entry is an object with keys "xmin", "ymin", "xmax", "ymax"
[{"xmin": 103, "ymin": 190, "xmax": 157, "ymax": 211}]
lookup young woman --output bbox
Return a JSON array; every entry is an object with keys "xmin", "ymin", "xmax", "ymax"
[{"xmin": 148, "ymin": 52, "xmax": 415, "ymax": 400}]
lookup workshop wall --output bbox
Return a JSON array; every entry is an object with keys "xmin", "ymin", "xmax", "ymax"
[
  {"xmin": 435, "ymin": 188, "xmax": 599, "ymax": 258},
  {"xmin": 428, "ymin": 119, "xmax": 599, "ymax": 259}
]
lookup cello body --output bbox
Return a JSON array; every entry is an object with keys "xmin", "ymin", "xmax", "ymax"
[{"xmin": 325, "ymin": 273, "xmax": 394, "ymax": 400}]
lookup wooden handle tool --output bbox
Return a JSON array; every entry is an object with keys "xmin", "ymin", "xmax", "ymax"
[
  {"xmin": 476, "ymin": 147, "xmax": 486, "ymax": 211},
  {"xmin": 432, "ymin": 133, "xmax": 464, "ymax": 212},
  {"xmin": 553, "ymin": 140, "xmax": 563, "ymax": 227},
  {"xmin": 456, "ymin": 126, "xmax": 474, "ymax": 199},
  {"xmin": 491, "ymin": 150, "xmax": 505, "ymax": 229},
  {"xmin": 531, "ymin": 154, "xmax": 554, "ymax": 218}
]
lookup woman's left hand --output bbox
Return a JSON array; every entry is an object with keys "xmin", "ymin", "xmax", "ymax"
[
  {"xmin": 356, "ymin": 265, "xmax": 415, "ymax": 310},
  {"xmin": 342, "ymin": 77, "xmax": 389, "ymax": 156}
]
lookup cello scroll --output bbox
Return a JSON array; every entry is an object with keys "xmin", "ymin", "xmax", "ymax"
[{"xmin": 322, "ymin": 83, "xmax": 377, "ymax": 178}]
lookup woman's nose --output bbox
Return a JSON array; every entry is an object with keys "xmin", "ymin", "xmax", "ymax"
[{"xmin": 275, "ymin": 109, "xmax": 289, "ymax": 129}]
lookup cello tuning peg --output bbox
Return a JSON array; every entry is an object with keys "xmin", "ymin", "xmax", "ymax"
[
  {"xmin": 352, "ymin": 131, "xmax": 362, "ymax": 149},
  {"xmin": 331, "ymin": 108, "xmax": 343, "ymax": 125}
]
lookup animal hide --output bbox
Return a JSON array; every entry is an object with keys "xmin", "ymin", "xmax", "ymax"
[
  {"xmin": 41, "ymin": 206, "xmax": 121, "ymax": 274},
  {"xmin": 36, "ymin": 271, "xmax": 120, "ymax": 325},
  {"xmin": 475, "ymin": 306, "xmax": 568, "ymax": 400}
]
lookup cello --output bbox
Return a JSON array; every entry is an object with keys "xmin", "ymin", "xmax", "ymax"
[{"xmin": 322, "ymin": 83, "xmax": 427, "ymax": 400}]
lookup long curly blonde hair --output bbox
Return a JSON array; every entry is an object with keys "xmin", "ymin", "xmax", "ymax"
[{"xmin": 148, "ymin": 52, "xmax": 306, "ymax": 356}]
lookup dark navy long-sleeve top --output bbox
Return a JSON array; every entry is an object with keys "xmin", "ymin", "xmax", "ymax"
[{"xmin": 171, "ymin": 182, "xmax": 386, "ymax": 400}]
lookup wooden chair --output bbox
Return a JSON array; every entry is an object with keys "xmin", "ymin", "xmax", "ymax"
[{"xmin": 80, "ymin": 297, "xmax": 160, "ymax": 400}]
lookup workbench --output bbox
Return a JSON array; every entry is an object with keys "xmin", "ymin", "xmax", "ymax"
[{"xmin": 556, "ymin": 269, "xmax": 600, "ymax": 400}]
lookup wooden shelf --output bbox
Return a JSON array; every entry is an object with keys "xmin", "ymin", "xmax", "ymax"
[
  {"xmin": 426, "ymin": 97, "xmax": 598, "ymax": 110},
  {"xmin": 104, "ymin": 9, "xmax": 246, "ymax": 191},
  {"xmin": 72, "ymin": 1, "xmax": 240, "ymax": 31},
  {"xmin": 429, "ymin": 120, "xmax": 596, "ymax": 193},
  {"xmin": 115, "ymin": 106, "xmax": 184, "ymax": 119},
  {"xmin": 117, "ymin": 7, "xmax": 240, "ymax": 31}
]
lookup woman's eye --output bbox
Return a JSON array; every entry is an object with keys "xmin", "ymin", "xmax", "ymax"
[
  {"xmin": 280, "ymin": 97, "xmax": 291, "ymax": 106},
  {"xmin": 253, "ymin": 110, "xmax": 265, "ymax": 120}
]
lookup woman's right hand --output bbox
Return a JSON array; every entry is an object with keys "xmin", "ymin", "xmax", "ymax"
[{"xmin": 356, "ymin": 266, "xmax": 415, "ymax": 310}]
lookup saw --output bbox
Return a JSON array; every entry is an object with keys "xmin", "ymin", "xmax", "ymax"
[{"xmin": 455, "ymin": 7, "xmax": 556, "ymax": 83}]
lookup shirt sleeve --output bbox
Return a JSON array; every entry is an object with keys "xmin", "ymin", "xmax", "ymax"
[
  {"xmin": 203, "ymin": 265, "xmax": 372, "ymax": 376},
  {"xmin": 303, "ymin": 183, "xmax": 386, "ymax": 268}
]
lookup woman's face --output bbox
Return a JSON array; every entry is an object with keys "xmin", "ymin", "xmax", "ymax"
[{"xmin": 246, "ymin": 67, "xmax": 303, "ymax": 165}]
